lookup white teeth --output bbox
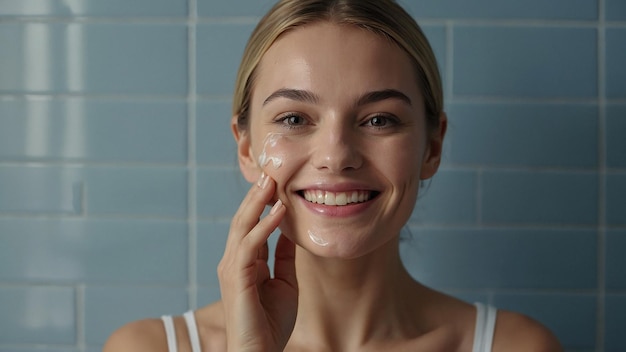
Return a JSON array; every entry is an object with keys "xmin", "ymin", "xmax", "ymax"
[
  {"xmin": 302, "ymin": 190, "xmax": 373, "ymax": 206},
  {"xmin": 335, "ymin": 192, "xmax": 347, "ymax": 206}
]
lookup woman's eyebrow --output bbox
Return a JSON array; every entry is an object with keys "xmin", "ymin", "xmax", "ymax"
[
  {"xmin": 263, "ymin": 88, "xmax": 319, "ymax": 106},
  {"xmin": 262, "ymin": 88, "xmax": 412, "ymax": 107},
  {"xmin": 355, "ymin": 89, "xmax": 412, "ymax": 107}
]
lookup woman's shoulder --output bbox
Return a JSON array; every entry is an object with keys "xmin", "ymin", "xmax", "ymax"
[
  {"xmin": 493, "ymin": 309, "xmax": 563, "ymax": 352},
  {"xmin": 102, "ymin": 302, "xmax": 227, "ymax": 352},
  {"xmin": 103, "ymin": 316, "xmax": 169, "ymax": 352}
]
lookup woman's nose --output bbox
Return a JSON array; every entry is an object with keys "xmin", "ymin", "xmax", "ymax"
[{"xmin": 310, "ymin": 124, "xmax": 363, "ymax": 172}]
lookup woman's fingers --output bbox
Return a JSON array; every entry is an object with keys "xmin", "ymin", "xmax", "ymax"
[
  {"xmin": 236, "ymin": 199, "xmax": 285, "ymax": 268},
  {"xmin": 224, "ymin": 172, "xmax": 275, "ymax": 253},
  {"xmin": 273, "ymin": 234, "xmax": 297, "ymax": 289}
]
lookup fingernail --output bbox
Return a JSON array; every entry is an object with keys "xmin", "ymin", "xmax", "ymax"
[
  {"xmin": 270, "ymin": 199, "xmax": 283, "ymax": 215},
  {"xmin": 257, "ymin": 172, "xmax": 268, "ymax": 189}
]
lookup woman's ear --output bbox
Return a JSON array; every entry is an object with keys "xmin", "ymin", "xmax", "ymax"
[
  {"xmin": 231, "ymin": 115, "xmax": 260, "ymax": 183},
  {"xmin": 420, "ymin": 112, "xmax": 448, "ymax": 180}
]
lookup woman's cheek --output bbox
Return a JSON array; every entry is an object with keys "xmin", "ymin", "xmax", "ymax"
[{"xmin": 255, "ymin": 133, "xmax": 301, "ymax": 202}]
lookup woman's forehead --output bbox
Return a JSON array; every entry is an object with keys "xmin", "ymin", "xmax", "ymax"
[{"xmin": 252, "ymin": 22, "xmax": 421, "ymax": 107}]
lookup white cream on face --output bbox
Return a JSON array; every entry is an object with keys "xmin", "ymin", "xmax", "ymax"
[
  {"xmin": 308, "ymin": 230, "xmax": 329, "ymax": 247},
  {"xmin": 257, "ymin": 133, "xmax": 284, "ymax": 169}
]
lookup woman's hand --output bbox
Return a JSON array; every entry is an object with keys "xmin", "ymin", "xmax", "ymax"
[{"xmin": 218, "ymin": 172, "xmax": 298, "ymax": 352}]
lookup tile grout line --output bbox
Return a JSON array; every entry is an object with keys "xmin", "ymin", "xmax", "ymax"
[
  {"xmin": 76, "ymin": 284, "xmax": 86, "ymax": 352},
  {"xmin": 595, "ymin": 0, "xmax": 607, "ymax": 350},
  {"xmin": 187, "ymin": 0, "xmax": 199, "ymax": 310}
]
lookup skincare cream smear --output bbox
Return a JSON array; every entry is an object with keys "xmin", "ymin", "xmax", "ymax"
[
  {"xmin": 257, "ymin": 133, "xmax": 284, "ymax": 169},
  {"xmin": 308, "ymin": 230, "xmax": 329, "ymax": 247}
]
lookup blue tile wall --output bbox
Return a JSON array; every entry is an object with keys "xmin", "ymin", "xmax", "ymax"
[
  {"xmin": 0, "ymin": 24, "xmax": 187, "ymax": 94},
  {"xmin": 84, "ymin": 286, "xmax": 188, "ymax": 347},
  {"xmin": 0, "ymin": 286, "xmax": 75, "ymax": 344},
  {"xmin": 410, "ymin": 170, "xmax": 477, "ymax": 225},
  {"xmin": 606, "ymin": 104, "xmax": 626, "ymax": 169},
  {"xmin": 606, "ymin": 230, "xmax": 626, "ymax": 289},
  {"xmin": 402, "ymin": 228, "xmax": 597, "ymax": 289},
  {"xmin": 197, "ymin": 168, "xmax": 248, "ymax": 219},
  {"xmin": 606, "ymin": 28, "xmax": 626, "ymax": 98},
  {"xmin": 198, "ymin": 0, "xmax": 274, "ymax": 17},
  {"xmin": 445, "ymin": 103, "xmax": 598, "ymax": 168},
  {"xmin": 453, "ymin": 26, "xmax": 597, "ymax": 98},
  {"xmin": 403, "ymin": 0, "xmax": 598, "ymax": 20},
  {"xmin": 607, "ymin": 174, "xmax": 626, "ymax": 226},
  {"xmin": 0, "ymin": 219, "xmax": 187, "ymax": 283},
  {"xmin": 0, "ymin": 99, "xmax": 187, "ymax": 162},
  {"xmin": 0, "ymin": 0, "xmax": 187, "ymax": 17},
  {"xmin": 481, "ymin": 171, "xmax": 598, "ymax": 225},
  {"xmin": 196, "ymin": 100, "xmax": 238, "ymax": 165},
  {"xmin": 196, "ymin": 24, "xmax": 256, "ymax": 96},
  {"xmin": 0, "ymin": 0, "xmax": 620, "ymax": 351},
  {"xmin": 606, "ymin": 294, "xmax": 626, "ymax": 352},
  {"xmin": 606, "ymin": 0, "xmax": 626, "ymax": 21}
]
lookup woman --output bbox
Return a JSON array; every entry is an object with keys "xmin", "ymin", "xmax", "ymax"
[{"xmin": 105, "ymin": 0, "xmax": 562, "ymax": 351}]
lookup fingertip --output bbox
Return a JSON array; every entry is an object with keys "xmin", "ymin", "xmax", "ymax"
[{"xmin": 269, "ymin": 199, "xmax": 284, "ymax": 215}]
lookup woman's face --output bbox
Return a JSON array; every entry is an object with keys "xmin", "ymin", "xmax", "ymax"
[{"xmin": 235, "ymin": 22, "xmax": 443, "ymax": 258}]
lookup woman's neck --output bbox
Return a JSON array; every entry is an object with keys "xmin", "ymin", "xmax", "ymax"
[{"xmin": 288, "ymin": 238, "xmax": 428, "ymax": 351}]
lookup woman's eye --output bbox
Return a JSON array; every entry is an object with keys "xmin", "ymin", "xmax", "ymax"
[
  {"xmin": 276, "ymin": 113, "xmax": 307, "ymax": 127},
  {"xmin": 365, "ymin": 115, "xmax": 395, "ymax": 128}
]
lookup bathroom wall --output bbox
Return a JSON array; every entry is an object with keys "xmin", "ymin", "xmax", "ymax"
[{"xmin": 0, "ymin": 0, "xmax": 624, "ymax": 351}]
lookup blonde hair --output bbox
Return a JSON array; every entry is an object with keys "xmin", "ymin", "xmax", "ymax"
[{"xmin": 233, "ymin": 0, "xmax": 443, "ymax": 133}]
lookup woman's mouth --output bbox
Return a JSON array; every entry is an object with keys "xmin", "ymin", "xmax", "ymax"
[{"xmin": 299, "ymin": 190, "xmax": 379, "ymax": 206}]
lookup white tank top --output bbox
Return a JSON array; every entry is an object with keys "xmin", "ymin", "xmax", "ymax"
[{"xmin": 161, "ymin": 303, "xmax": 497, "ymax": 352}]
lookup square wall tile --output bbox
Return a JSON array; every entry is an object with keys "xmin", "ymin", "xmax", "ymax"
[
  {"xmin": 493, "ymin": 293, "xmax": 596, "ymax": 349},
  {"xmin": 0, "ymin": 0, "xmax": 187, "ymax": 16},
  {"xmin": 0, "ymin": 218, "xmax": 187, "ymax": 284},
  {"xmin": 606, "ymin": 28, "xmax": 626, "ymax": 98},
  {"xmin": 410, "ymin": 170, "xmax": 477, "ymax": 225},
  {"xmin": 606, "ymin": 174, "xmax": 626, "ymax": 226},
  {"xmin": 84, "ymin": 167, "xmax": 187, "ymax": 217},
  {"xmin": 606, "ymin": 104, "xmax": 626, "ymax": 169},
  {"xmin": 85, "ymin": 286, "xmax": 188, "ymax": 345},
  {"xmin": 0, "ymin": 166, "xmax": 81, "ymax": 214},
  {"xmin": 404, "ymin": 0, "xmax": 597, "ymax": 20},
  {"xmin": 0, "ymin": 98, "xmax": 187, "ymax": 163},
  {"xmin": 421, "ymin": 25, "xmax": 447, "ymax": 95},
  {"xmin": 445, "ymin": 103, "xmax": 598, "ymax": 168},
  {"xmin": 606, "ymin": 0, "xmax": 626, "ymax": 20},
  {"xmin": 197, "ymin": 24, "xmax": 256, "ymax": 96},
  {"xmin": 0, "ymin": 23, "xmax": 187, "ymax": 94},
  {"xmin": 198, "ymin": 0, "xmax": 274, "ymax": 17},
  {"xmin": 197, "ymin": 168, "xmax": 248, "ymax": 219},
  {"xmin": 453, "ymin": 26, "xmax": 597, "ymax": 98},
  {"xmin": 0, "ymin": 286, "xmax": 75, "ymax": 344},
  {"xmin": 402, "ymin": 228, "xmax": 597, "ymax": 289},
  {"xmin": 481, "ymin": 171, "xmax": 598, "ymax": 225},
  {"xmin": 197, "ymin": 222, "xmax": 229, "ymax": 288},
  {"xmin": 606, "ymin": 294, "xmax": 626, "ymax": 352},
  {"xmin": 606, "ymin": 230, "xmax": 626, "ymax": 289},
  {"xmin": 196, "ymin": 100, "xmax": 238, "ymax": 165}
]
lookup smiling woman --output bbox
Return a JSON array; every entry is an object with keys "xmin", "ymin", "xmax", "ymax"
[{"xmin": 103, "ymin": 1, "xmax": 562, "ymax": 351}]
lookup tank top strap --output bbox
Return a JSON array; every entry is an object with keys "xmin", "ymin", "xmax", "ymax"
[
  {"xmin": 183, "ymin": 310, "xmax": 202, "ymax": 352},
  {"xmin": 472, "ymin": 302, "xmax": 497, "ymax": 352},
  {"xmin": 161, "ymin": 315, "xmax": 178, "ymax": 352}
]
